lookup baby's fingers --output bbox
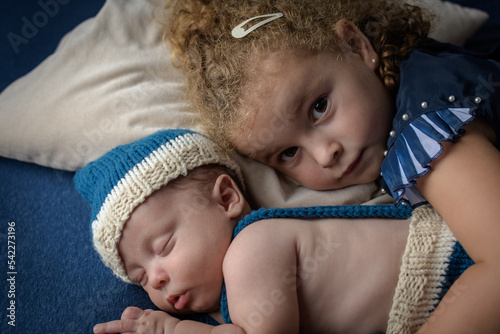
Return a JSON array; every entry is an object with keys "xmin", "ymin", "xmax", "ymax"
[
  {"xmin": 93, "ymin": 318, "xmax": 138, "ymax": 334},
  {"xmin": 121, "ymin": 306, "xmax": 147, "ymax": 320}
]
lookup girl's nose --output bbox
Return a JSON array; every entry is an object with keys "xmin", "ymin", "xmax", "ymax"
[
  {"xmin": 312, "ymin": 141, "xmax": 343, "ymax": 168},
  {"xmin": 149, "ymin": 262, "xmax": 170, "ymax": 290}
]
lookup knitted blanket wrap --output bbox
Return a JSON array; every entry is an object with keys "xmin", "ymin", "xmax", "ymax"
[{"xmin": 387, "ymin": 205, "xmax": 457, "ymax": 334}]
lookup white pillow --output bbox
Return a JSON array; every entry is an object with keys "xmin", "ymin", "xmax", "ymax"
[
  {"xmin": 412, "ymin": 0, "xmax": 489, "ymax": 46},
  {"xmin": 0, "ymin": 0, "xmax": 489, "ymax": 208},
  {"xmin": 0, "ymin": 0, "xmax": 198, "ymax": 171}
]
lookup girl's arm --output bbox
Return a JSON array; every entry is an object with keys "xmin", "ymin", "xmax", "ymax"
[
  {"xmin": 93, "ymin": 306, "xmax": 245, "ymax": 334},
  {"xmin": 416, "ymin": 120, "xmax": 500, "ymax": 333}
]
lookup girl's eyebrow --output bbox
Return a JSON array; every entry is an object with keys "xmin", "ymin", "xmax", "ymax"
[
  {"xmin": 256, "ymin": 89, "xmax": 313, "ymax": 164},
  {"xmin": 244, "ymin": 126, "xmax": 279, "ymax": 164},
  {"xmin": 291, "ymin": 75, "xmax": 326, "ymax": 118}
]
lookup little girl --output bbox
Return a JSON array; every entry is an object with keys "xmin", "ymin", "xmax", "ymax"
[{"xmin": 166, "ymin": 0, "xmax": 500, "ymax": 332}]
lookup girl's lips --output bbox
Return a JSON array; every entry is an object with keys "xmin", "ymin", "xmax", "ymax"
[{"xmin": 343, "ymin": 151, "xmax": 363, "ymax": 177}]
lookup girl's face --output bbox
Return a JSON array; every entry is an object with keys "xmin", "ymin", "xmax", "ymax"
[
  {"xmin": 233, "ymin": 48, "xmax": 394, "ymax": 190},
  {"xmin": 118, "ymin": 183, "xmax": 236, "ymax": 315}
]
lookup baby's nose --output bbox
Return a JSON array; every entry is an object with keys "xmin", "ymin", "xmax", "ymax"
[{"xmin": 149, "ymin": 265, "xmax": 170, "ymax": 290}]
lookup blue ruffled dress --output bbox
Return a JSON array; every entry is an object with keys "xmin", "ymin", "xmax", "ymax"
[{"xmin": 381, "ymin": 39, "xmax": 500, "ymax": 207}]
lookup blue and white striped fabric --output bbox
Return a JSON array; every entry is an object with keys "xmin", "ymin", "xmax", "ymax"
[
  {"xmin": 381, "ymin": 39, "xmax": 500, "ymax": 207},
  {"xmin": 382, "ymin": 108, "xmax": 475, "ymax": 207}
]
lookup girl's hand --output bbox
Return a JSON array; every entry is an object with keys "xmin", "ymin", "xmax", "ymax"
[{"xmin": 93, "ymin": 306, "xmax": 180, "ymax": 334}]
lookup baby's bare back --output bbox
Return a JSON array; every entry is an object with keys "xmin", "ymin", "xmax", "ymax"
[{"xmin": 224, "ymin": 217, "xmax": 409, "ymax": 333}]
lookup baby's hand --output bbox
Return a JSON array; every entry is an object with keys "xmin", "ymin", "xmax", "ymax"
[{"xmin": 93, "ymin": 306, "xmax": 180, "ymax": 334}]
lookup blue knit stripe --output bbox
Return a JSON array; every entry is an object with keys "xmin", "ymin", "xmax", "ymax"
[
  {"xmin": 74, "ymin": 129, "xmax": 195, "ymax": 223},
  {"xmin": 233, "ymin": 205, "xmax": 412, "ymax": 239},
  {"xmin": 438, "ymin": 241, "xmax": 474, "ymax": 301}
]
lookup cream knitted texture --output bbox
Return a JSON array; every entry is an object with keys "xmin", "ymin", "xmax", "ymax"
[{"xmin": 386, "ymin": 205, "xmax": 456, "ymax": 334}]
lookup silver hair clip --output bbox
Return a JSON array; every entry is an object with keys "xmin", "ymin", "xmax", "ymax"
[{"xmin": 231, "ymin": 13, "xmax": 283, "ymax": 39}]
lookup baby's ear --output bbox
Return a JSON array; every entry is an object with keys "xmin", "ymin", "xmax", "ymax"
[
  {"xmin": 335, "ymin": 19, "xmax": 378, "ymax": 68},
  {"xmin": 212, "ymin": 174, "xmax": 247, "ymax": 219}
]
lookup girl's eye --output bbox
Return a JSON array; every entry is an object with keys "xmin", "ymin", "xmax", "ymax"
[
  {"xmin": 280, "ymin": 147, "xmax": 298, "ymax": 162},
  {"xmin": 311, "ymin": 97, "xmax": 328, "ymax": 121}
]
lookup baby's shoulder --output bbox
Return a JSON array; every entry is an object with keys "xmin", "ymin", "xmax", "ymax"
[
  {"xmin": 223, "ymin": 219, "xmax": 300, "ymax": 281},
  {"xmin": 228, "ymin": 218, "xmax": 298, "ymax": 253}
]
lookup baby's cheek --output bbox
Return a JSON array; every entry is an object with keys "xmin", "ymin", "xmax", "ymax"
[{"xmin": 146, "ymin": 289, "xmax": 169, "ymax": 312}]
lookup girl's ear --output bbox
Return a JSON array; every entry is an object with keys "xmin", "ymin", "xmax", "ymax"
[
  {"xmin": 212, "ymin": 174, "xmax": 248, "ymax": 219},
  {"xmin": 335, "ymin": 19, "xmax": 378, "ymax": 69}
]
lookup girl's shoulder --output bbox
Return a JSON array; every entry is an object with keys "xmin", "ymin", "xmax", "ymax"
[
  {"xmin": 383, "ymin": 40, "xmax": 500, "ymax": 207},
  {"xmin": 393, "ymin": 39, "xmax": 500, "ymax": 140},
  {"xmin": 396, "ymin": 39, "xmax": 500, "ymax": 118}
]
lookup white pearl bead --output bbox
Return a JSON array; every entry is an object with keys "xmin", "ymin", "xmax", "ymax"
[
  {"xmin": 390, "ymin": 130, "xmax": 396, "ymax": 137},
  {"xmin": 448, "ymin": 95, "xmax": 456, "ymax": 102},
  {"xmin": 421, "ymin": 101, "xmax": 428, "ymax": 108},
  {"xmin": 402, "ymin": 114, "xmax": 409, "ymax": 121},
  {"xmin": 474, "ymin": 97, "xmax": 482, "ymax": 104},
  {"xmin": 384, "ymin": 150, "xmax": 388, "ymax": 156}
]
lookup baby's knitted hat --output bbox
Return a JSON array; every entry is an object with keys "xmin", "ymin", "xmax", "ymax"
[{"xmin": 74, "ymin": 129, "xmax": 243, "ymax": 283}]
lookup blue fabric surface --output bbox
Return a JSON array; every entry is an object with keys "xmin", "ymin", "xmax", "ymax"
[
  {"xmin": 0, "ymin": 0, "xmax": 499, "ymax": 333},
  {"xmin": 0, "ymin": 2, "xmax": 157, "ymax": 333},
  {"xmin": 0, "ymin": 157, "xmax": 156, "ymax": 333}
]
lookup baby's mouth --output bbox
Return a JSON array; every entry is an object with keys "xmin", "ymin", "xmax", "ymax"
[{"xmin": 168, "ymin": 293, "xmax": 189, "ymax": 311}]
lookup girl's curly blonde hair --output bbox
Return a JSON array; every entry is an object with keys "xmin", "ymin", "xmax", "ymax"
[{"xmin": 165, "ymin": 0, "xmax": 432, "ymax": 150}]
